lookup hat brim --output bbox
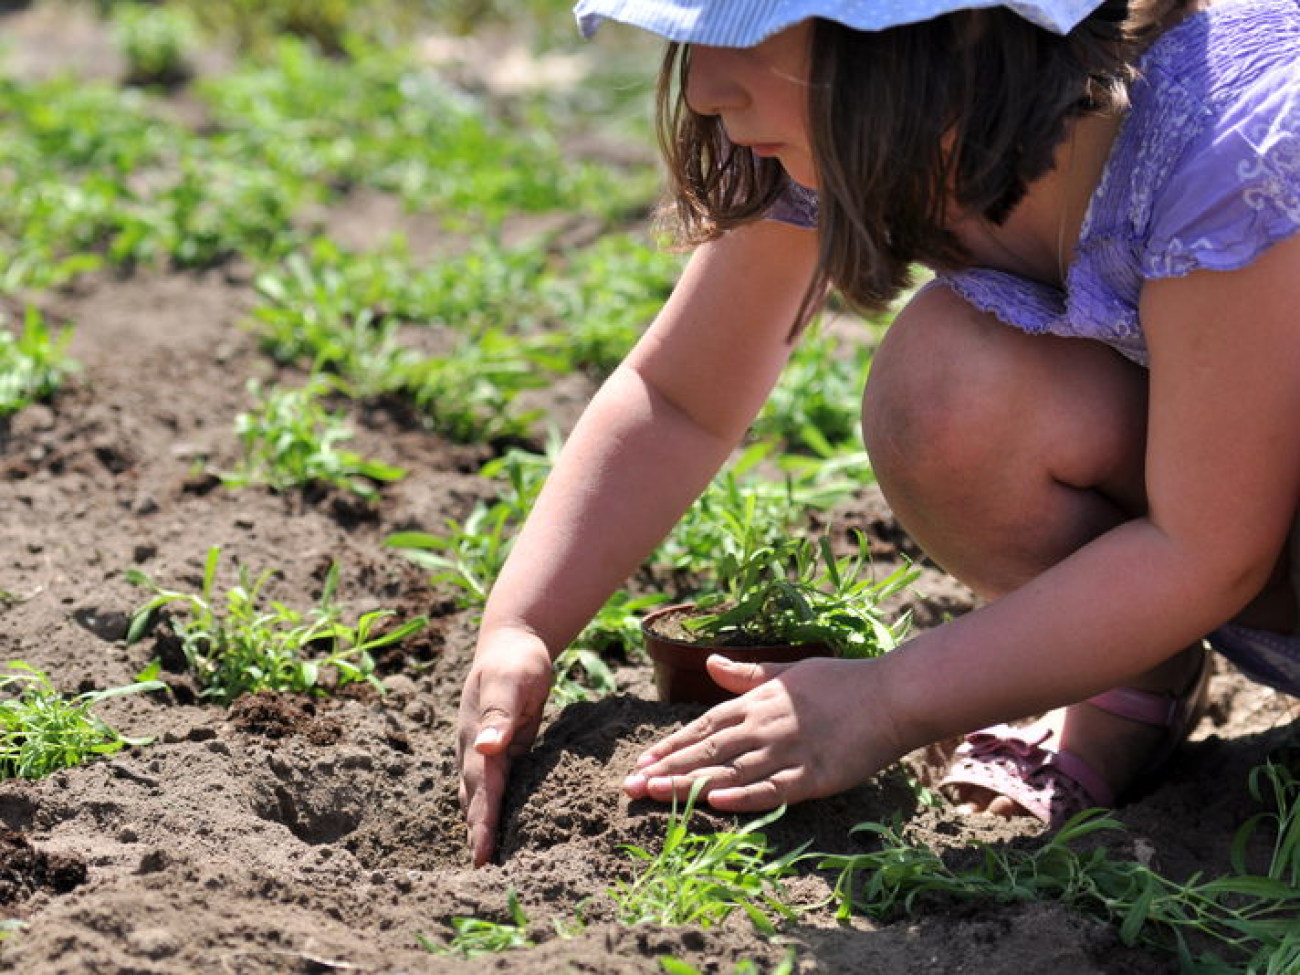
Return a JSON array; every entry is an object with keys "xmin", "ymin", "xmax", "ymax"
[{"xmin": 574, "ymin": 0, "xmax": 1106, "ymax": 45}]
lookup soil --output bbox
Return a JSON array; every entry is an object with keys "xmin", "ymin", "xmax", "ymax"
[{"xmin": 0, "ymin": 6, "xmax": 1298, "ymax": 974}]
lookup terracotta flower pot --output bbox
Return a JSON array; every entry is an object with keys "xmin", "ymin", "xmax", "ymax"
[{"xmin": 641, "ymin": 603, "xmax": 832, "ymax": 706}]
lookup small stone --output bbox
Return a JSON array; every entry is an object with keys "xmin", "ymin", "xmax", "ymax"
[{"xmin": 127, "ymin": 927, "xmax": 179, "ymax": 960}]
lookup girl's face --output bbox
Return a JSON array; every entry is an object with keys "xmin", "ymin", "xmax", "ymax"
[{"xmin": 684, "ymin": 21, "xmax": 816, "ymax": 188}]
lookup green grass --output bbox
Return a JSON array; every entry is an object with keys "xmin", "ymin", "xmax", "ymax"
[
  {"xmin": 610, "ymin": 780, "xmax": 807, "ymax": 933},
  {"xmin": 113, "ymin": 2, "xmax": 197, "ymax": 87},
  {"xmin": 418, "ymin": 888, "xmax": 536, "ymax": 959},
  {"xmin": 202, "ymin": 37, "xmax": 648, "ymax": 229},
  {"xmin": 821, "ymin": 762, "xmax": 1300, "ymax": 972},
  {"xmin": 0, "ymin": 307, "xmax": 78, "ymax": 418},
  {"xmin": 753, "ymin": 328, "xmax": 874, "ymax": 456},
  {"xmin": 222, "ymin": 377, "xmax": 405, "ymax": 500},
  {"xmin": 127, "ymin": 547, "xmax": 428, "ymax": 705},
  {"xmin": 0, "ymin": 662, "xmax": 163, "ymax": 780}
]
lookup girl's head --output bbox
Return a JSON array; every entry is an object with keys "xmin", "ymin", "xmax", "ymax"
[{"xmin": 578, "ymin": 0, "xmax": 1174, "ymax": 313}]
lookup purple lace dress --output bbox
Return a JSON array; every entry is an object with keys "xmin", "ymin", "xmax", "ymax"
[{"xmin": 769, "ymin": 0, "xmax": 1300, "ymax": 692}]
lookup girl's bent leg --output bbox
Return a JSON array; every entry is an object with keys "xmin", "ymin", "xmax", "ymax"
[
  {"xmin": 862, "ymin": 283, "xmax": 1149, "ymax": 600},
  {"xmin": 861, "ymin": 284, "xmax": 1203, "ymax": 817}
]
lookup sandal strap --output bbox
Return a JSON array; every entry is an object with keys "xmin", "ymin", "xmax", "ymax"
[
  {"xmin": 1044, "ymin": 747, "xmax": 1115, "ymax": 809},
  {"xmin": 1085, "ymin": 685, "xmax": 1179, "ymax": 727}
]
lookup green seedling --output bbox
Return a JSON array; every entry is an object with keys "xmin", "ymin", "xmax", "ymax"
[
  {"xmin": 660, "ymin": 949, "xmax": 797, "ymax": 975},
  {"xmin": 610, "ymin": 780, "xmax": 806, "ymax": 933},
  {"xmin": 126, "ymin": 547, "xmax": 428, "ymax": 705},
  {"xmin": 551, "ymin": 591, "xmax": 671, "ymax": 706},
  {"xmin": 0, "ymin": 662, "xmax": 163, "ymax": 781},
  {"xmin": 113, "ymin": 2, "xmax": 197, "ymax": 87},
  {"xmin": 202, "ymin": 36, "xmax": 645, "ymax": 227},
  {"xmin": 541, "ymin": 232, "xmax": 684, "ymax": 376},
  {"xmin": 387, "ymin": 445, "xmax": 553, "ymax": 607},
  {"xmin": 753, "ymin": 329, "xmax": 873, "ymax": 457},
  {"xmin": 0, "ymin": 307, "xmax": 77, "ymax": 417},
  {"xmin": 405, "ymin": 328, "xmax": 554, "ymax": 444},
  {"xmin": 252, "ymin": 243, "xmax": 422, "ymax": 394},
  {"xmin": 418, "ymin": 888, "xmax": 535, "ymax": 959},
  {"xmin": 653, "ymin": 443, "xmax": 863, "ymax": 586},
  {"xmin": 823, "ymin": 764, "xmax": 1300, "ymax": 971},
  {"xmin": 682, "ymin": 510, "xmax": 916, "ymax": 658},
  {"xmin": 223, "ymin": 377, "xmax": 405, "ymax": 500}
]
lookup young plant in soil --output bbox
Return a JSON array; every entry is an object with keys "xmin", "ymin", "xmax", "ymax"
[
  {"xmin": 660, "ymin": 949, "xmax": 797, "ymax": 975},
  {"xmin": 0, "ymin": 662, "xmax": 163, "ymax": 780},
  {"xmin": 223, "ymin": 376, "xmax": 405, "ymax": 501},
  {"xmin": 822, "ymin": 762, "xmax": 1300, "ymax": 970},
  {"xmin": 651, "ymin": 442, "xmax": 862, "ymax": 585},
  {"xmin": 551, "ymin": 590, "xmax": 669, "ymax": 706},
  {"xmin": 126, "ymin": 547, "xmax": 428, "ymax": 705},
  {"xmin": 418, "ymin": 888, "xmax": 535, "ymax": 960},
  {"xmin": 112, "ymin": 3, "xmax": 197, "ymax": 87},
  {"xmin": 668, "ymin": 516, "xmax": 916, "ymax": 659},
  {"xmin": 0, "ymin": 307, "xmax": 77, "ymax": 418},
  {"xmin": 387, "ymin": 444, "xmax": 553, "ymax": 608},
  {"xmin": 610, "ymin": 780, "xmax": 807, "ymax": 933}
]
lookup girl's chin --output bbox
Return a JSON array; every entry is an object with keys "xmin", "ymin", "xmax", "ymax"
[{"xmin": 778, "ymin": 159, "xmax": 817, "ymax": 190}]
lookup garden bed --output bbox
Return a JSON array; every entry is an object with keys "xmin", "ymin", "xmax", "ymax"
[{"xmin": 0, "ymin": 4, "xmax": 1296, "ymax": 972}]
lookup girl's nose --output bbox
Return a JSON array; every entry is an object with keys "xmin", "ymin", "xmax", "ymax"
[{"xmin": 684, "ymin": 46, "xmax": 747, "ymax": 117}]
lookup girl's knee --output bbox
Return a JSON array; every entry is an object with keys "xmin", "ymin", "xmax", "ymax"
[
  {"xmin": 862, "ymin": 283, "xmax": 1149, "ymax": 508},
  {"xmin": 862, "ymin": 284, "xmax": 1020, "ymax": 484}
]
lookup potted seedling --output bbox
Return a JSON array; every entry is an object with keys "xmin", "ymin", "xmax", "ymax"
[{"xmin": 642, "ymin": 522, "xmax": 917, "ymax": 705}]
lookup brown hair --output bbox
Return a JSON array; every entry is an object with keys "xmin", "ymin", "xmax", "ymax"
[{"xmin": 656, "ymin": 0, "xmax": 1177, "ymax": 321}]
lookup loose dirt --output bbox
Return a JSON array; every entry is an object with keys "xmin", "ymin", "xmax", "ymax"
[{"xmin": 0, "ymin": 7, "xmax": 1297, "ymax": 973}]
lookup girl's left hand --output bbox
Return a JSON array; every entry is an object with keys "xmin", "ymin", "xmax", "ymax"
[{"xmin": 623, "ymin": 654, "xmax": 902, "ymax": 811}]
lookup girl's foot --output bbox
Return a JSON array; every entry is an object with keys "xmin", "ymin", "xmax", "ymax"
[{"xmin": 944, "ymin": 645, "xmax": 1210, "ymax": 823}]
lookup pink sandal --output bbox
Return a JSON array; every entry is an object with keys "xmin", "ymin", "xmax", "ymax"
[{"xmin": 940, "ymin": 651, "xmax": 1212, "ymax": 827}]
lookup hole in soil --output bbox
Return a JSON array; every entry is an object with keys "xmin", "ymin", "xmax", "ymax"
[
  {"xmin": 252, "ymin": 786, "xmax": 362, "ymax": 846},
  {"xmin": 0, "ymin": 830, "xmax": 87, "ymax": 905}
]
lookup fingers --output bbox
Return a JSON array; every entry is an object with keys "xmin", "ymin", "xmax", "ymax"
[
  {"xmin": 456, "ymin": 643, "xmax": 552, "ymax": 868},
  {"xmin": 707, "ymin": 654, "xmax": 792, "ymax": 695},
  {"xmin": 622, "ymin": 680, "xmax": 805, "ymax": 812},
  {"xmin": 470, "ymin": 666, "xmax": 539, "ymax": 757},
  {"xmin": 461, "ymin": 747, "xmax": 508, "ymax": 867}
]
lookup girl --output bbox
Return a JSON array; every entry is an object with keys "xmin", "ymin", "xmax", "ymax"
[{"xmin": 457, "ymin": 0, "xmax": 1300, "ymax": 866}]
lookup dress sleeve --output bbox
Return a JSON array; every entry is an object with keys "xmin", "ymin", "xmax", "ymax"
[{"xmin": 1141, "ymin": 67, "xmax": 1300, "ymax": 279}]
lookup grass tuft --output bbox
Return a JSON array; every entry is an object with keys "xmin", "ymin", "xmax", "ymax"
[
  {"xmin": 0, "ymin": 662, "xmax": 163, "ymax": 780},
  {"xmin": 823, "ymin": 763, "xmax": 1300, "ymax": 971},
  {"xmin": 126, "ymin": 547, "xmax": 427, "ymax": 705},
  {"xmin": 610, "ymin": 780, "xmax": 806, "ymax": 934}
]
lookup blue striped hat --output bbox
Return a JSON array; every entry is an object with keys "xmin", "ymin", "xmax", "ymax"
[{"xmin": 574, "ymin": 0, "xmax": 1107, "ymax": 42}]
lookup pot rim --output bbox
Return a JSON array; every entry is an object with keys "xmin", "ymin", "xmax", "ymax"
[{"xmin": 640, "ymin": 602, "xmax": 832, "ymax": 654}]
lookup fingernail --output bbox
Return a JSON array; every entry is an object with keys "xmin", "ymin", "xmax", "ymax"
[
  {"xmin": 624, "ymin": 773, "xmax": 646, "ymax": 791},
  {"xmin": 474, "ymin": 727, "xmax": 503, "ymax": 747},
  {"xmin": 634, "ymin": 753, "xmax": 655, "ymax": 769}
]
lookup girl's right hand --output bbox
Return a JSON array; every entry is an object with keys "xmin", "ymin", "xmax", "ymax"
[{"xmin": 456, "ymin": 631, "xmax": 554, "ymax": 867}]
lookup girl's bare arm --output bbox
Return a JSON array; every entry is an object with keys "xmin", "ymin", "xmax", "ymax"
[
  {"xmin": 459, "ymin": 218, "xmax": 818, "ymax": 864},
  {"xmin": 480, "ymin": 217, "xmax": 820, "ymax": 654}
]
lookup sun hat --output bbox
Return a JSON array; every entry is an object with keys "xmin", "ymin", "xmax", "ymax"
[{"xmin": 574, "ymin": 0, "xmax": 1108, "ymax": 43}]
